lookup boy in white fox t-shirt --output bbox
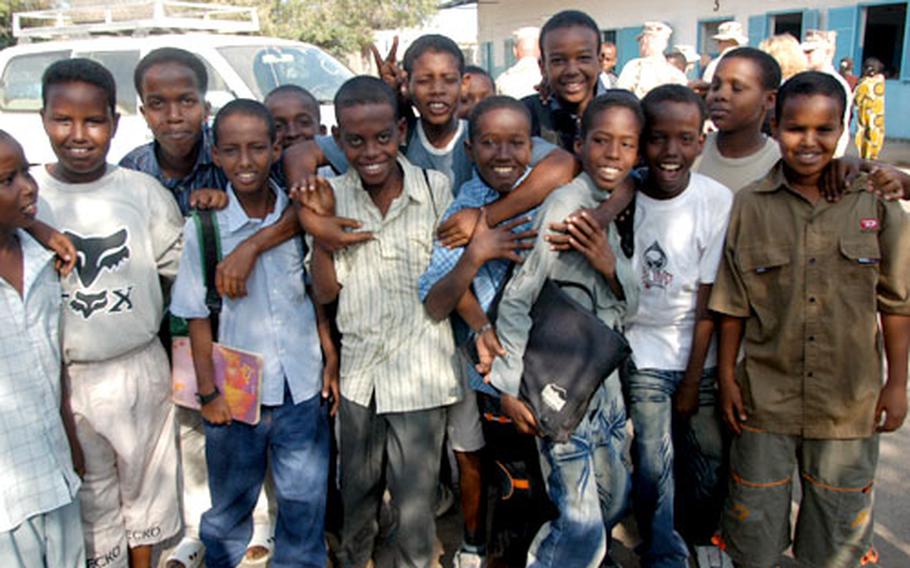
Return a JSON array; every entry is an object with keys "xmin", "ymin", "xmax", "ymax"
[{"xmin": 36, "ymin": 58, "xmax": 183, "ymax": 568}]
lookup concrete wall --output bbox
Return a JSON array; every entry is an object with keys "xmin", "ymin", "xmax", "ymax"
[{"xmin": 478, "ymin": 0, "xmax": 910, "ymax": 138}]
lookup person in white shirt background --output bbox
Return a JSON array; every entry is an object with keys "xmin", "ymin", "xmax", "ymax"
[{"xmin": 496, "ymin": 26, "xmax": 542, "ymax": 99}]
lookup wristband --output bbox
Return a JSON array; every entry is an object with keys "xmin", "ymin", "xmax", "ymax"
[
  {"xmin": 196, "ymin": 385, "xmax": 221, "ymax": 406},
  {"xmin": 475, "ymin": 322, "xmax": 494, "ymax": 335}
]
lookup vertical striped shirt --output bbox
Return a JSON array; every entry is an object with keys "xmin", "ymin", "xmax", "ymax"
[{"xmin": 330, "ymin": 156, "xmax": 462, "ymax": 413}]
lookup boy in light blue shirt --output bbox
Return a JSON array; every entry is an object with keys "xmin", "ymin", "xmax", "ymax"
[{"xmin": 170, "ymin": 100, "xmax": 334, "ymax": 568}]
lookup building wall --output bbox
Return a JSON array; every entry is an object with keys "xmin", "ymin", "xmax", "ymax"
[{"xmin": 479, "ymin": 0, "xmax": 910, "ymax": 139}]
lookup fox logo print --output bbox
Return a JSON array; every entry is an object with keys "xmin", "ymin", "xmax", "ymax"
[{"xmin": 65, "ymin": 228, "xmax": 131, "ymax": 287}]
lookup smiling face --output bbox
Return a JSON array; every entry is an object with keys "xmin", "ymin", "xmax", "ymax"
[
  {"xmin": 707, "ymin": 56, "xmax": 774, "ymax": 134},
  {"xmin": 578, "ymin": 106, "xmax": 641, "ymax": 191},
  {"xmin": 139, "ymin": 62, "xmax": 208, "ymax": 162},
  {"xmin": 266, "ymin": 91, "xmax": 320, "ymax": 149},
  {"xmin": 773, "ymin": 93, "xmax": 842, "ymax": 186},
  {"xmin": 540, "ymin": 25, "xmax": 600, "ymax": 109},
  {"xmin": 467, "ymin": 107, "xmax": 532, "ymax": 193},
  {"xmin": 335, "ymin": 102, "xmax": 405, "ymax": 192},
  {"xmin": 643, "ymin": 100, "xmax": 705, "ymax": 198},
  {"xmin": 0, "ymin": 137, "xmax": 39, "ymax": 231},
  {"xmin": 212, "ymin": 113, "xmax": 281, "ymax": 196},
  {"xmin": 408, "ymin": 50, "xmax": 462, "ymax": 129},
  {"xmin": 41, "ymin": 81, "xmax": 118, "ymax": 184}
]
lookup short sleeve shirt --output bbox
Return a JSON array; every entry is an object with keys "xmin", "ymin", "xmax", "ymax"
[
  {"xmin": 709, "ymin": 162, "xmax": 910, "ymax": 438},
  {"xmin": 330, "ymin": 156, "xmax": 462, "ymax": 413}
]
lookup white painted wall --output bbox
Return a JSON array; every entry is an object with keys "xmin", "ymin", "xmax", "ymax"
[{"xmin": 478, "ymin": 0, "xmax": 861, "ymax": 70}]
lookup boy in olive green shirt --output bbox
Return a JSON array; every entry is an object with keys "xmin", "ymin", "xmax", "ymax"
[{"xmin": 710, "ymin": 72, "xmax": 910, "ymax": 567}]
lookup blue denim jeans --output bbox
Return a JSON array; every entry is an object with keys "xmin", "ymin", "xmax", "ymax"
[
  {"xmin": 671, "ymin": 369, "xmax": 727, "ymax": 546},
  {"xmin": 201, "ymin": 390, "xmax": 330, "ymax": 568},
  {"xmin": 623, "ymin": 362, "xmax": 698, "ymax": 568},
  {"xmin": 527, "ymin": 373, "xmax": 631, "ymax": 568}
]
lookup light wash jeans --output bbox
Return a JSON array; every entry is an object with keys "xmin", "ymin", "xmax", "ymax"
[
  {"xmin": 527, "ymin": 373, "xmax": 631, "ymax": 568},
  {"xmin": 623, "ymin": 362, "xmax": 716, "ymax": 568},
  {"xmin": 671, "ymin": 369, "xmax": 727, "ymax": 546}
]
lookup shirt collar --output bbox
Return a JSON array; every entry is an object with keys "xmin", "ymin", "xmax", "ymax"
[
  {"xmin": 576, "ymin": 171, "xmax": 613, "ymax": 202},
  {"xmin": 222, "ymin": 179, "xmax": 287, "ymax": 232},
  {"xmin": 152, "ymin": 125, "xmax": 216, "ymax": 181},
  {"xmin": 348, "ymin": 155, "xmax": 427, "ymax": 206},
  {"xmin": 547, "ymin": 79, "xmax": 608, "ymax": 113},
  {"xmin": 758, "ymin": 160, "xmax": 867, "ymax": 195}
]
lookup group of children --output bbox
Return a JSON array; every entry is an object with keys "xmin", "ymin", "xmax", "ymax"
[{"xmin": 2, "ymin": 7, "xmax": 909, "ymax": 568}]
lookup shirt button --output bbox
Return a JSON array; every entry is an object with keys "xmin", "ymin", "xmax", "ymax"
[
  {"xmin": 809, "ymin": 257, "xmax": 816, "ymax": 265},
  {"xmin": 809, "ymin": 297, "xmax": 817, "ymax": 303},
  {"xmin": 808, "ymin": 371, "xmax": 814, "ymax": 377},
  {"xmin": 809, "ymin": 335, "xmax": 815, "ymax": 342}
]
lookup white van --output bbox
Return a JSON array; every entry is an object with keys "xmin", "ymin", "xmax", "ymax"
[{"xmin": 0, "ymin": 2, "xmax": 353, "ymax": 163}]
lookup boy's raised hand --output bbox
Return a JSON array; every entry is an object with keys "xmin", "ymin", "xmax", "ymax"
[
  {"xmin": 370, "ymin": 36, "xmax": 408, "ymax": 100},
  {"xmin": 866, "ymin": 165, "xmax": 906, "ymax": 200},
  {"xmin": 875, "ymin": 382, "xmax": 908, "ymax": 432},
  {"xmin": 465, "ymin": 209, "xmax": 536, "ymax": 265},
  {"xmin": 437, "ymin": 207, "xmax": 481, "ymax": 248},
  {"xmin": 565, "ymin": 211, "xmax": 616, "ymax": 278},
  {"xmin": 718, "ymin": 376, "xmax": 747, "ymax": 435},
  {"xmin": 189, "ymin": 188, "xmax": 229, "ymax": 210}
]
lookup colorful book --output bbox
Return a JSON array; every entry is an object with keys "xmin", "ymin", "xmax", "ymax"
[{"xmin": 171, "ymin": 337, "xmax": 265, "ymax": 425}]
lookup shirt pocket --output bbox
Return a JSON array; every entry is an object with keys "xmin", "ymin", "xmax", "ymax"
[
  {"xmin": 737, "ymin": 244, "xmax": 792, "ymax": 314},
  {"xmin": 838, "ymin": 236, "xmax": 881, "ymax": 294}
]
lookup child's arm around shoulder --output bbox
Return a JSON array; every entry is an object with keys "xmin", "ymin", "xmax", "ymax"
[
  {"xmin": 437, "ymin": 144, "xmax": 578, "ymax": 247},
  {"xmin": 25, "ymin": 220, "xmax": 76, "ymax": 276}
]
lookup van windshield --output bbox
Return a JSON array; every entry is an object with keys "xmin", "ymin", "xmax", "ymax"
[{"xmin": 217, "ymin": 45, "xmax": 352, "ymax": 103}]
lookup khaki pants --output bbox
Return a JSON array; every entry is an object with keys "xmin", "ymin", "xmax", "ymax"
[
  {"xmin": 721, "ymin": 427, "xmax": 878, "ymax": 568},
  {"xmin": 68, "ymin": 340, "xmax": 181, "ymax": 567}
]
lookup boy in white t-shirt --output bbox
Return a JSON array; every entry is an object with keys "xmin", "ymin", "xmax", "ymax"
[
  {"xmin": 36, "ymin": 58, "xmax": 184, "ymax": 568},
  {"xmin": 623, "ymin": 85, "xmax": 733, "ymax": 568}
]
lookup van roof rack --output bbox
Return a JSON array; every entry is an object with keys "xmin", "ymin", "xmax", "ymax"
[{"xmin": 12, "ymin": 0, "xmax": 260, "ymax": 40}]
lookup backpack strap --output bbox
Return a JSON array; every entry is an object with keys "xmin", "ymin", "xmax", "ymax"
[{"xmin": 192, "ymin": 209, "xmax": 223, "ymax": 338}]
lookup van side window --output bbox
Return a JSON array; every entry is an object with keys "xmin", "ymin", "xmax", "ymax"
[
  {"xmin": 77, "ymin": 50, "xmax": 140, "ymax": 115},
  {"xmin": 0, "ymin": 51, "xmax": 70, "ymax": 111}
]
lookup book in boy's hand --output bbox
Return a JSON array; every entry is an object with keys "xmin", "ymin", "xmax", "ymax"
[{"xmin": 171, "ymin": 337, "xmax": 264, "ymax": 425}]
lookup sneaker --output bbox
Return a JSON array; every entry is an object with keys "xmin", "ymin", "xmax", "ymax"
[{"xmin": 452, "ymin": 548, "xmax": 486, "ymax": 568}]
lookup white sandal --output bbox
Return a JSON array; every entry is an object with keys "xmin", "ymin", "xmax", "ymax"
[
  {"xmin": 244, "ymin": 524, "xmax": 275, "ymax": 566},
  {"xmin": 165, "ymin": 537, "xmax": 205, "ymax": 568}
]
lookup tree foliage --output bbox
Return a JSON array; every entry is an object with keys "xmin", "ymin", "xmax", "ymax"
[
  {"xmin": 226, "ymin": 0, "xmax": 438, "ymax": 57},
  {"xmin": 0, "ymin": 0, "xmax": 51, "ymax": 48}
]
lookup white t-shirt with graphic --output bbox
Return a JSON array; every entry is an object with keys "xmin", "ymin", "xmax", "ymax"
[
  {"xmin": 625, "ymin": 173, "xmax": 733, "ymax": 371},
  {"xmin": 36, "ymin": 164, "xmax": 184, "ymax": 363}
]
